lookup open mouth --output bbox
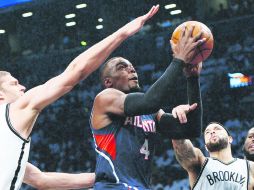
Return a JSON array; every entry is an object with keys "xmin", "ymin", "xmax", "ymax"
[
  {"xmin": 248, "ymin": 144, "xmax": 254, "ymax": 150},
  {"xmin": 210, "ymin": 136, "xmax": 218, "ymax": 141},
  {"xmin": 129, "ymin": 76, "xmax": 138, "ymax": 81}
]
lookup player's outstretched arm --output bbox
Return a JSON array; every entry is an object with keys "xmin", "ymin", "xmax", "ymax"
[
  {"xmin": 172, "ymin": 139, "xmax": 203, "ymax": 170},
  {"xmin": 11, "ymin": 5, "xmax": 159, "ymax": 136},
  {"xmin": 17, "ymin": 5, "xmax": 159, "ymax": 111},
  {"xmin": 23, "ymin": 163, "xmax": 95, "ymax": 190},
  {"xmin": 172, "ymin": 138, "xmax": 205, "ymax": 188}
]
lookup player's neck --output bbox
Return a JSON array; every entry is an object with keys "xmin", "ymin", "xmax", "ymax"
[
  {"xmin": 0, "ymin": 98, "xmax": 14, "ymax": 105},
  {"xmin": 209, "ymin": 147, "xmax": 234, "ymax": 163},
  {"xmin": 0, "ymin": 99, "xmax": 9, "ymax": 105}
]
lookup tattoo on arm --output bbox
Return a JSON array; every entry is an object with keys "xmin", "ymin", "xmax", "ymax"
[{"xmin": 173, "ymin": 139, "xmax": 198, "ymax": 170}]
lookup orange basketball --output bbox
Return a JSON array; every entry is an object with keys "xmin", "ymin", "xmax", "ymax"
[{"xmin": 171, "ymin": 21, "xmax": 214, "ymax": 65}]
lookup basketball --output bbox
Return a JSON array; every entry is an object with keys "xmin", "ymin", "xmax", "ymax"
[{"xmin": 171, "ymin": 21, "xmax": 214, "ymax": 65}]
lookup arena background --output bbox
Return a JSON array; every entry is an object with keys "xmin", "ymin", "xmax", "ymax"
[{"xmin": 1, "ymin": 0, "xmax": 253, "ymax": 189}]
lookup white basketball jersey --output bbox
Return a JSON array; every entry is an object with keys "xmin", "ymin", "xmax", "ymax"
[
  {"xmin": 0, "ymin": 104, "xmax": 31, "ymax": 190},
  {"xmin": 193, "ymin": 157, "xmax": 249, "ymax": 190}
]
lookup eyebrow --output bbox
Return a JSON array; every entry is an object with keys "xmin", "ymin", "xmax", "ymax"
[
  {"xmin": 116, "ymin": 61, "xmax": 128, "ymax": 67},
  {"xmin": 204, "ymin": 126, "xmax": 222, "ymax": 133},
  {"xmin": 115, "ymin": 62, "xmax": 128, "ymax": 67},
  {"xmin": 204, "ymin": 129, "xmax": 209, "ymax": 133},
  {"xmin": 10, "ymin": 80, "xmax": 18, "ymax": 84}
]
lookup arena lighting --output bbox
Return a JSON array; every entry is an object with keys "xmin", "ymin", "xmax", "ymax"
[
  {"xmin": 96, "ymin": 25, "xmax": 103, "ymax": 29},
  {"xmin": 98, "ymin": 18, "xmax": 103, "ymax": 22},
  {"xmin": 65, "ymin": 14, "xmax": 76, "ymax": 19},
  {"xmin": 66, "ymin": 21, "xmax": 76, "ymax": 27},
  {"xmin": 22, "ymin": 12, "xmax": 33, "ymax": 17},
  {"xmin": 164, "ymin": 4, "xmax": 176, "ymax": 9},
  {"xmin": 76, "ymin": 3, "xmax": 87, "ymax": 9},
  {"xmin": 228, "ymin": 73, "xmax": 252, "ymax": 88},
  {"xmin": 81, "ymin": 41, "xmax": 87, "ymax": 46},
  {"xmin": 0, "ymin": 29, "xmax": 5, "ymax": 34},
  {"xmin": 228, "ymin": 73, "xmax": 244, "ymax": 78},
  {"xmin": 170, "ymin": 10, "xmax": 182, "ymax": 15}
]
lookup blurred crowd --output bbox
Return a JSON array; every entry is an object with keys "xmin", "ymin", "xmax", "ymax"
[{"xmin": 1, "ymin": 6, "xmax": 254, "ymax": 190}]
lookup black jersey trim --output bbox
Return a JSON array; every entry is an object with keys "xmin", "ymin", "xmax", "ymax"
[
  {"xmin": 5, "ymin": 104, "xmax": 30, "ymax": 143},
  {"xmin": 10, "ymin": 141, "xmax": 26, "ymax": 190},
  {"xmin": 211, "ymin": 157, "xmax": 237, "ymax": 165},
  {"xmin": 192, "ymin": 158, "xmax": 209, "ymax": 190},
  {"xmin": 246, "ymin": 159, "xmax": 250, "ymax": 190}
]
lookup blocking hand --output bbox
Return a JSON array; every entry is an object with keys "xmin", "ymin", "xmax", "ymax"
[{"xmin": 119, "ymin": 5, "xmax": 159, "ymax": 37}]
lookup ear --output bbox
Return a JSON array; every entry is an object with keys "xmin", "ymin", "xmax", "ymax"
[
  {"xmin": 104, "ymin": 78, "xmax": 113, "ymax": 88},
  {"xmin": 228, "ymin": 136, "xmax": 233, "ymax": 144}
]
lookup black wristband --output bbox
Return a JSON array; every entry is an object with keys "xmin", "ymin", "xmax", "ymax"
[{"xmin": 158, "ymin": 113, "xmax": 201, "ymax": 139}]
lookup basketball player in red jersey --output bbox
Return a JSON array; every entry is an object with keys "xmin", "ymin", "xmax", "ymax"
[
  {"xmin": 0, "ymin": 5, "xmax": 159, "ymax": 190},
  {"xmin": 90, "ymin": 25, "xmax": 205, "ymax": 189}
]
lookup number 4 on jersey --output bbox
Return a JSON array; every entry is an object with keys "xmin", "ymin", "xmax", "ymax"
[{"xmin": 140, "ymin": 139, "xmax": 150, "ymax": 160}]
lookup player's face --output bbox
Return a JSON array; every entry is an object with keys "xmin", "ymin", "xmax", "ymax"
[
  {"xmin": 243, "ymin": 128, "xmax": 254, "ymax": 159},
  {"xmin": 109, "ymin": 58, "xmax": 140, "ymax": 93},
  {"xmin": 0, "ymin": 75, "xmax": 26, "ymax": 103},
  {"xmin": 204, "ymin": 123, "xmax": 231, "ymax": 152}
]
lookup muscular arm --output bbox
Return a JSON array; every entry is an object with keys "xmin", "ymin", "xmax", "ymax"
[
  {"xmin": 172, "ymin": 139, "xmax": 203, "ymax": 170},
  {"xmin": 23, "ymin": 163, "xmax": 95, "ymax": 190},
  {"xmin": 172, "ymin": 139, "xmax": 205, "ymax": 187},
  {"xmin": 16, "ymin": 7, "xmax": 158, "ymax": 111}
]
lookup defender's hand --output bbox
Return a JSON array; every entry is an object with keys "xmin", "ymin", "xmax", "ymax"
[
  {"xmin": 172, "ymin": 103, "xmax": 197, "ymax": 124},
  {"xmin": 119, "ymin": 5, "xmax": 159, "ymax": 37}
]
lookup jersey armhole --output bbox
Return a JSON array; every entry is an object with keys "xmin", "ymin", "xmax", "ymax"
[
  {"xmin": 192, "ymin": 157, "xmax": 209, "ymax": 190},
  {"xmin": 246, "ymin": 159, "xmax": 250, "ymax": 190},
  {"xmin": 5, "ymin": 104, "xmax": 30, "ymax": 143}
]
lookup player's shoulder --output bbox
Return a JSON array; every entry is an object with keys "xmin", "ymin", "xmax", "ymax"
[
  {"xmin": 246, "ymin": 159, "xmax": 254, "ymax": 167},
  {"xmin": 96, "ymin": 88, "xmax": 123, "ymax": 98},
  {"xmin": 235, "ymin": 157, "xmax": 251, "ymax": 165},
  {"xmin": 194, "ymin": 148, "xmax": 206, "ymax": 164},
  {"xmin": 94, "ymin": 88, "xmax": 126, "ymax": 104},
  {"xmin": 246, "ymin": 160, "xmax": 254, "ymax": 179},
  {"xmin": 97, "ymin": 88, "xmax": 122, "ymax": 95}
]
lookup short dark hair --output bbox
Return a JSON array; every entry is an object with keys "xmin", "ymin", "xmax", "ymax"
[
  {"xmin": 99, "ymin": 57, "xmax": 123, "ymax": 87},
  {"xmin": 205, "ymin": 122, "xmax": 231, "ymax": 136}
]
